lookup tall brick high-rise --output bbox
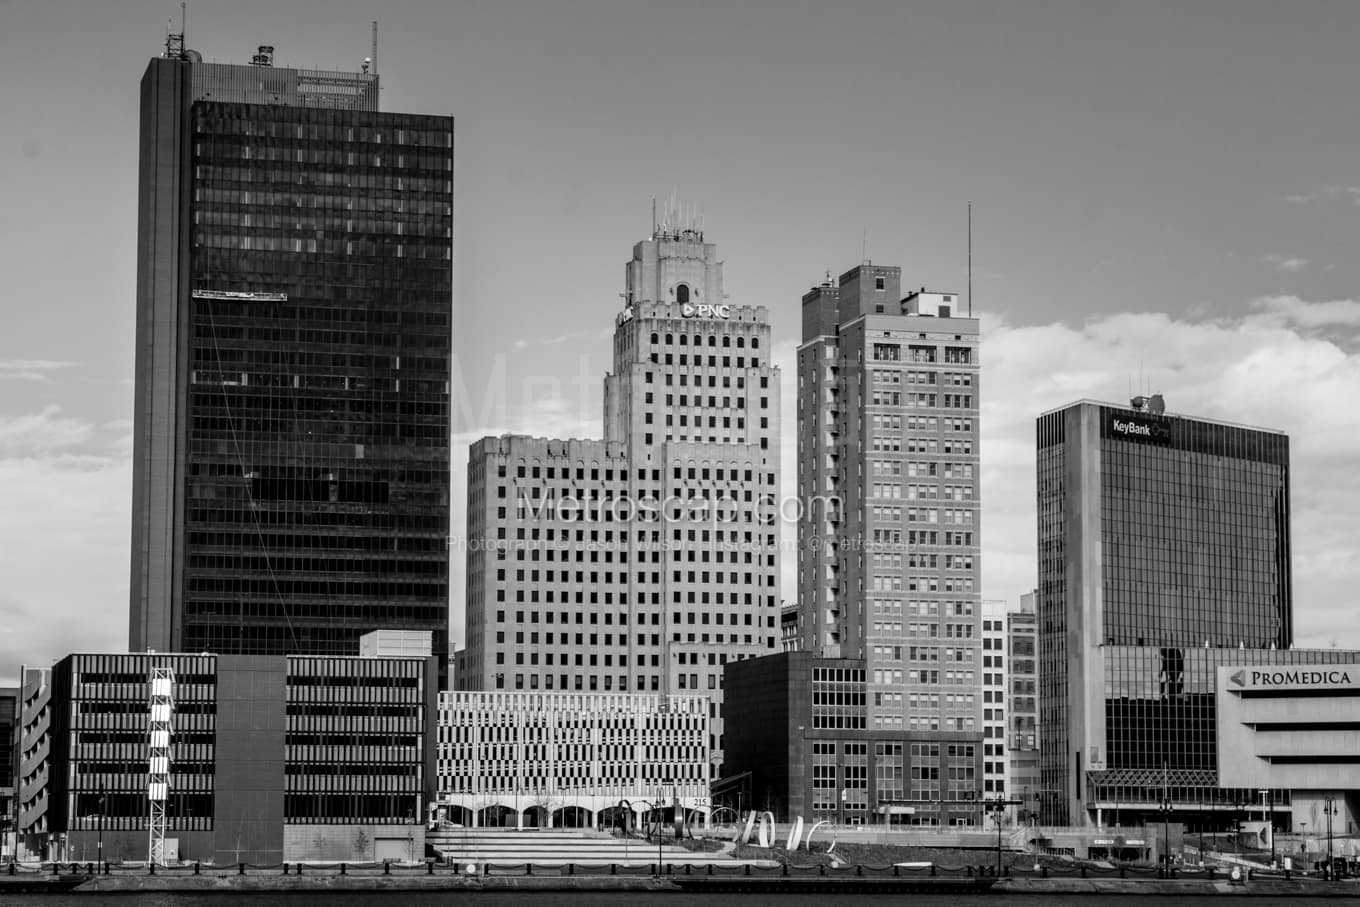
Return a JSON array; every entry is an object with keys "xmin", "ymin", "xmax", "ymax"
[{"xmin": 798, "ymin": 266, "xmax": 981, "ymax": 728}]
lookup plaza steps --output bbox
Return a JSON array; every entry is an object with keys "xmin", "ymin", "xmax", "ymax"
[{"xmin": 427, "ymin": 827, "xmax": 736, "ymax": 865}]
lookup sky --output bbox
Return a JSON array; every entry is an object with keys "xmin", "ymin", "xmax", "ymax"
[{"xmin": 2, "ymin": 0, "xmax": 1360, "ymax": 678}]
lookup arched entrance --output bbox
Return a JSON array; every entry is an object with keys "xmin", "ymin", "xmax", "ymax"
[
  {"xmin": 436, "ymin": 805, "xmax": 474, "ymax": 827},
  {"xmin": 477, "ymin": 805, "xmax": 515, "ymax": 828},
  {"xmin": 598, "ymin": 805, "xmax": 633, "ymax": 835},
  {"xmin": 552, "ymin": 806, "xmax": 592, "ymax": 828}
]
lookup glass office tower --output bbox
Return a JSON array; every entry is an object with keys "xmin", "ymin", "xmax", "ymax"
[
  {"xmin": 1035, "ymin": 399, "xmax": 1313, "ymax": 827},
  {"xmin": 130, "ymin": 42, "xmax": 452, "ymax": 681}
]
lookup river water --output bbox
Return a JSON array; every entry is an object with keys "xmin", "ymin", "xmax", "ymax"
[{"xmin": 24, "ymin": 893, "xmax": 1355, "ymax": 906}]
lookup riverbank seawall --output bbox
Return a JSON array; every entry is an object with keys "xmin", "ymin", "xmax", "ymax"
[{"xmin": 13, "ymin": 871, "xmax": 1356, "ymax": 897}]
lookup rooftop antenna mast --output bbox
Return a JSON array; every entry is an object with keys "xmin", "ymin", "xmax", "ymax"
[
  {"xmin": 968, "ymin": 201, "xmax": 973, "ymax": 317},
  {"xmin": 164, "ymin": 2, "xmax": 187, "ymax": 60},
  {"xmin": 371, "ymin": 21, "xmax": 378, "ymax": 74}
]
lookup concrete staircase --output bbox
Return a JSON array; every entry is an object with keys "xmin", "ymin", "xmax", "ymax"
[{"xmin": 427, "ymin": 827, "xmax": 735, "ymax": 866}]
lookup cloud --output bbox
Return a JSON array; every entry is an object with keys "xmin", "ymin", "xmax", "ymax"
[
  {"xmin": 1250, "ymin": 295, "xmax": 1360, "ymax": 329},
  {"xmin": 510, "ymin": 327, "xmax": 613, "ymax": 351},
  {"xmin": 0, "ymin": 405, "xmax": 95, "ymax": 455},
  {"xmin": 771, "ymin": 338, "xmax": 798, "ymax": 608},
  {"xmin": 1263, "ymin": 255, "xmax": 1309, "ymax": 273},
  {"xmin": 0, "ymin": 412, "xmax": 131, "ymax": 680},
  {"xmin": 0, "ymin": 359, "xmax": 79, "ymax": 382},
  {"xmin": 979, "ymin": 301, "xmax": 1360, "ymax": 651},
  {"xmin": 1284, "ymin": 187, "xmax": 1360, "ymax": 206}
]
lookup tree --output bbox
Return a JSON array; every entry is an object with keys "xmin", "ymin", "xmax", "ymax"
[
  {"xmin": 353, "ymin": 828, "xmax": 371, "ymax": 860},
  {"xmin": 531, "ymin": 789, "xmax": 561, "ymax": 828}
]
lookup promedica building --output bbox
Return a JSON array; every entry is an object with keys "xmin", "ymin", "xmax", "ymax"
[
  {"xmin": 1036, "ymin": 398, "xmax": 1358, "ymax": 832},
  {"xmin": 129, "ymin": 33, "xmax": 453, "ymax": 683}
]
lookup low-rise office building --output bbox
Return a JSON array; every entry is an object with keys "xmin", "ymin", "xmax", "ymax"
[
  {"xmin": 1, "ymin": 684, "xmax": 17, "ymax": 860},
  {"xmin": 981, "ymin": 601, "xmax": 1008, "ymax": 801},
  {"xmin": 723, "ymin": 651, "xmax": 984, "ymax": 826},
  {"xmin": 435, "ymin": 690, "xmax": 711, "ymax": 829},
  {"xmin": 16, "ymin": 645, "xmax": 435, "ymax": 863},
  {"xmin": 1007, "ymin": 593, "xmax": 1040, "ymax": 822},
  {"xmin": 1217, "ymin": 662, "xmax": 1360, "ymax": 835}
]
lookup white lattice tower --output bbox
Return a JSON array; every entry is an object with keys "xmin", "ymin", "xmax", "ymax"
[{"xmin": 147, "ymin": 666, "xmax": 175, "ymax": 866}]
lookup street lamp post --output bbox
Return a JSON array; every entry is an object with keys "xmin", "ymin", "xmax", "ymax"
[
  {"xmin": 984, "ymin": 795, "xmax": 1022, "ymax": 876},
  {"xmin": 97, "ymin": 786, "xmax": 105, "ymax": 871},
  {"xmin": 1158, "ymin": 793, "xmax": 1173, "ymax": 875},
  {"xmin": 657, "ymin": 794, "xmax": 664, "ymax": 870},
  {"xmin": 1231, "ymin": 799, "xmax": 1241, "ymax": 860},
  {"xmin": 1266, "ymin": 790, "xmax": 1275, "ymax": 869},
  {"xmin": 990, "ymin": 798, "xmax": 1003, "ymax": 876},
  {"xmin": 1324, "ymin": 795, "xmax": 1338, "ymax": 880}
]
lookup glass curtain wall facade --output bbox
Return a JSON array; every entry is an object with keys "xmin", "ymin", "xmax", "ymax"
[
  {"xmin": 1036, "ymin": 401, "xmax": 1296, "ymax": 826},
  {"xmin": 131, "ymin": 53, "xmax": 453, "ymax": 682}
]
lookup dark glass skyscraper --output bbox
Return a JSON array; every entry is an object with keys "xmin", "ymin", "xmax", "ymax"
[
  {"xmin": 129, "ymin": 41, "xmax": 452, "ymax": 682},
  {"xmin": 1035, "ymin": 399, "xmax": 1307, "ymax": 827}
]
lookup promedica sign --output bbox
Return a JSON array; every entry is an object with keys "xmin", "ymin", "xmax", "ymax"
[
  {"xmin": 1220, "ymin": 664, "xmax": 1360, "ymax": 694},
  {"xmin": 1104, "ymin": 411, "xmax": 1172, "ymax": 445}
]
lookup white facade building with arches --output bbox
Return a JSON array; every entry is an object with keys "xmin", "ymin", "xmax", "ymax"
[{"xmin": 435, "ymin": 690, "xmax": 712, "ymax": 830}]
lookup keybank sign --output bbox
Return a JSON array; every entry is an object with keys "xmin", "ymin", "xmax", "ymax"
[
  {"xmin": 1112, "ymin": 419, "xmax": 1152, "ymax": 437},
  {"xmin": 1108, "ymin": 414, "xmax": 1171, "ymax": 444}
]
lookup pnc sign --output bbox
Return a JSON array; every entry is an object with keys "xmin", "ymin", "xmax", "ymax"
[{"xmin": 682, "ymin": 303, "xmax": 731, "ymax": 319}]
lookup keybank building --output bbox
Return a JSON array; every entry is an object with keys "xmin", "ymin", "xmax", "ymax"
[{"xmin": 1035, "ymin": 399, "xmax": 1353, "ymax": 830}]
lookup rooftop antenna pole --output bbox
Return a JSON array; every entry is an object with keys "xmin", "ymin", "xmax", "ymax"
[
  {"xmin": 371, "ymin": 20, "xmax": 378, "ymax": 75},
  {"xmin": 968, "ymin": 201, "xmax": 973, "ymax": 317},
  {"xmin": 652, "ymin": 197, "xmax": 657, "ymax": 237},
  {"xmin": 181, "ymin": 2, "xmax": 186, "ymax": 40},
  {"xmin": 861, "ymin": 227, "xmax": 867, "ymax": 265}
]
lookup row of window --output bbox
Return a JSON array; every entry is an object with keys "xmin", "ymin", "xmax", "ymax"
[
  {"xmin": 871, "ymin": 344, "xmax": 974, "ymax": 364},
  {"xmin": 871, "ymin": 370, "xmax": 974, "ymax": 386}
]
